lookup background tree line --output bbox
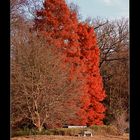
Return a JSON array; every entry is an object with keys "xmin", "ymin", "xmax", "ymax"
[{"xmin": 11, "ymin": 0, "xmax": 129, "ymax": 133}]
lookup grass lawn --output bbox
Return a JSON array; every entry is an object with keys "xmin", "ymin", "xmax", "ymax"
[{"xmin": 11, "ymin": 133, "xmax": 129, "ymax": 140}]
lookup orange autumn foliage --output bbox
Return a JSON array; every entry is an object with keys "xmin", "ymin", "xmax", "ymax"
[
  {"xmin": 34, "ymin": 0, "xmax": 80, "ymax": 57},
  {"xmin": 74, "ymin": 23, "xmax": 106, "ymax": 126},
  {"xmin": 34, "ymin": 0, "xmax": 106, "ymax": 126}
]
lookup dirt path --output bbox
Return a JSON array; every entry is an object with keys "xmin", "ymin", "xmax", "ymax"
[{"xmin": 11, "ymin": 134, "xmax": 129, "ymax": 140}]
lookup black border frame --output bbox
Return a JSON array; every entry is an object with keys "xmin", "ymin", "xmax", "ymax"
[
  {"xmin": 0, "ymin": 0, "xmax": 139, "ymax": 140},
  {"xmin": 0, "ymin": 0, "xmax": 10, "ymax": 139}
]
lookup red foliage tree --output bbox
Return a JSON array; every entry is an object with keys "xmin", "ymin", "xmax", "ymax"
[
  {"xmin": 77, "ymin": 23, "xmax": 106, "ymax": 126},
  {"xmin": 34, "ymin": 0, "xmax": 106, "ymax": 126},
  {"xmin": 34, "ymin": 0, "xmax": 80, "ymax": 57}
]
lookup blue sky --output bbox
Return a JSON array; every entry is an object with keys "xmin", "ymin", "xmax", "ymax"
[{"xmin": 66, "ymin": 0, "xmax": 129, "ymax": 20}]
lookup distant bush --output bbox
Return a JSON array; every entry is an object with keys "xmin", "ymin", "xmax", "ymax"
[
  {"xmin": 11, "ymin": 125, "xmax": 121, "ymax": 137},
  {"xmin": 11, "ymin": 128, "xmax": 85, "ymax": 137},
  {"xmin": 89, "ymin": 125, "xmax": 121, "ymax": 136},
  {"xmin": 52, "ymin": 128, "xmax": 83, "ymax": 136}
]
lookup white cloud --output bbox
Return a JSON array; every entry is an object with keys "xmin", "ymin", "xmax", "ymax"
[
  {"xmin": 103, "ymin": 0, "xmax": 113, "ymax": 6},
  {"xmin": 102, "ymin": 0, "xmax": 122, "ymax": 6}
]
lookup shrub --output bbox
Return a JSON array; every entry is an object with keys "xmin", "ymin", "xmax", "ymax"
[
  {"xmin": 11, "ymin": 125, "xmax": 121, "ymax": 137},
  {"xmin": 89, "ymin": 125, "xmax": 120, "ymax": 136}
]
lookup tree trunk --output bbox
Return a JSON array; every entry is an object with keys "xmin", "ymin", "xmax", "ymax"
[{"xmin": 38, "ymin": 126, "xmax": 43, "ymax": 132}]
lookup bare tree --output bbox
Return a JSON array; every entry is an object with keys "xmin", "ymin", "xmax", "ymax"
[
  {"xmin": 84, "ymin": 17, "xmax": 129, "ymax": 67},
  {"xmin": 11, "ymin": 21, "xmax": 83, "ymax": 131},
  {"xmin": 94, "ymin": 18, "xmax": 129, "ymax": 68},
  {"xmin": 10, "ymin": 0, "xmax": 27, "ymax": 25}
]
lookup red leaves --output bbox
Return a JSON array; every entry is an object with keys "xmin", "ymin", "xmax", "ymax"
[
  {"xmin": 34, "ymin": 0, "xmax": 106, "ymax": 127},
  {"xmin": 76, "ymin": 23, "xmax": 106, "ymax": 125}
]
